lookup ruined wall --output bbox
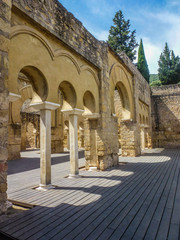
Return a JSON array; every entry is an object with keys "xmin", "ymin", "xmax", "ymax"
[
  {"xmin": 9, "ymin": 0, "xmax": 152, "ymax": 172},
  {"xmin": 21, "ymin": 112, "xmax": 40, "ymax": 149},
  {"xmin": 119, "ymin": 52, "xmax": 152, "ymax": 150},
  {"xmin": 12, "ymin": 0, "xmax": 103, "ymax": 69},
  {"xmin": 0, "ymin": 0, "xmax": 11, "ymax": 213},
  {"xmin": 151, "ymin": 84, "xmax": 180, "ymax": 148},
  {"xmin": 51, "ymin": 109, "xmax": 64, "ymax": 153}
]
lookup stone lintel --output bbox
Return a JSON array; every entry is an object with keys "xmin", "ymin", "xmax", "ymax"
[
  {"xmin": 9, "ymin": 92, "xmax": 21, "ymax": 102},
  {"xmin": 30, "ymin": 101, "xmax": 60, "ymax": 110},
  {"xmin": 82, "ymin": 113, "xmax": 100, "ymax": 119},
  {"xmin": 61, "ymin": 108, "xmax": 84, "ymax": 116}
]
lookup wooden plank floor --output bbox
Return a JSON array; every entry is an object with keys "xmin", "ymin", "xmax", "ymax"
[{"xmin": 0, "ymin": 148, "xmax": 179, "ymax": 240}]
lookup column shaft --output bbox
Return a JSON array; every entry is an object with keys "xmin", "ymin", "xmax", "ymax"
[
  {"xmin": 69, "ymin": 114, "xmax": 79, "ymax": 176},
  {"xmin": 40, "ymin": 109, "xmax": 51, "ymax": 185}
]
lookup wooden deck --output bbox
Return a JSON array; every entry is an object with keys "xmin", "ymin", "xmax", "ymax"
[{"xmin": 0, "ymin": 148, "xmax": 179, "ymax": 240}]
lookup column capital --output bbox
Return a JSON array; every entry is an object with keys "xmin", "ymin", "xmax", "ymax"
[
  {"xmin": 121, "ymin": 118, "xmax": 133, "ymax": 123},
  {"xmin": 61, "ymin": 108, "xmax": 84, "ymax": 116},
  {"xmin": 30, "ymin": 101, "xmax": 60, "ymax": 110},
  {"xmin": 82, "ymin": 113, "xmax": 100, "ymax": 119},
  {"xmin": 9, "ymin": 92, "xmax": 21, "ymax": 102}
]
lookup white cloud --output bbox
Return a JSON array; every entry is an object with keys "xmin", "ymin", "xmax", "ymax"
[
  {"xmin": 84, "ymin": 0, "xmax": 115, "ymax": 17},
  {"xmin": 166, "ymin": 0, "xmax": 180, "ymax": 8},
  {"xmin": 137, "ymin": 10, "xmax": 180, "ymax": 73},
  {"xmin": 93, "ymin": 30, "xmax": 109, "ymax": 41},
  {"xmin": 142, "ymin": 38, "xmax": 162, "ymax": 74}
]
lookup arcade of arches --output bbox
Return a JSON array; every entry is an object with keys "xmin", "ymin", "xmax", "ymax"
[{"xmin": 0, "ymin": 0, "xmax": 152, "ymax": 213}]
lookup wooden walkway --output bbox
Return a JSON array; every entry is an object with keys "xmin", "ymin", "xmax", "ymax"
[{"xmin": 0, "ymin": 148, "xmax": 179, "ymax": 240}]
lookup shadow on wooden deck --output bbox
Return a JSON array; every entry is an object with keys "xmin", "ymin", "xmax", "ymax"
[
  {"xmin": 1, "ymin": 149, "xmax": 179, "ymax": 240},
  {"xmin": 8, "ymin": 150, "xmax": 85, "ymax": 175}
]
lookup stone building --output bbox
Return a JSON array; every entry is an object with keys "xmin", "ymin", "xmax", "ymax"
[{"xmin": 0, "ymin": 0, "xmax": 153, "ymax": 213}]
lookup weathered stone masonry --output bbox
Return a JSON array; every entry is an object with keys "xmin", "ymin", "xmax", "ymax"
[
  {"xmin": 151, "ymin": 84, "xmax": 180, "ymax": 148},
  {"xmin": 0, "ymin": 0, "xmax": 11, "ymax": 213},
  {"xmin": 0, "ymin": 0, "xmax": 153, "ymax": 213}
]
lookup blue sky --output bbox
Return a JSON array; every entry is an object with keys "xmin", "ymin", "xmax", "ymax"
[{"xmin": 59, "ymin": 0, "xmax": 180, "ymax": 74}]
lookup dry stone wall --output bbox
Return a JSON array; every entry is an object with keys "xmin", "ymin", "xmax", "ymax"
[{"xmin": 151, "ymin": 84, "xmax": 180, "ymax": 148}]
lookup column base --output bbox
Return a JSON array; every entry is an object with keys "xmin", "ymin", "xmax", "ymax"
[
  {"xmin": 36, "ymin": 184, "xmax": 55, "ymax": 191},
  {"xmin": 88, "ymin": 167, "xmax": 98, "ymax": 171},
  {"xmin": 6, "ymin": 200, "xmax": 13, "ymax": 209},
  {"xmin": 68, "ymin": 174, "xmax": 82, "ymax": 179}
]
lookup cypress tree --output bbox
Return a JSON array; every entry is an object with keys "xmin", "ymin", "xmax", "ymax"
[
  {"xmin": 158, "ymin": 43, "xmax": 180, "ymax": 85},
  {"xmin": 108, "ymin": 10, "xmax": 138, "ymax": 61},
  {"xmin": 137, "ymin": 39, "xmax": 150, "ymax": 83}
]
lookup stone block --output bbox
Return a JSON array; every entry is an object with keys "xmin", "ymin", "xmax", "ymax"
[
  {"xmin": 0, "ymin": 35, "xmax": 9, "ymax": 52},
  {"xmin": 0, "ymin": 183, "xmax": 7, "ymax": 193}
]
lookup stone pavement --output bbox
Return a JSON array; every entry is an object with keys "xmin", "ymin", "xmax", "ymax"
[{"xmin": 0, "ymin": 148, "xmax": 179, "ymax": 240}]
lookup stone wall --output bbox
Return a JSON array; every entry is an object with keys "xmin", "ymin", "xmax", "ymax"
[
  {"xmin": 9, "ymin": 0, "xmax": 151, "ymax": 169},
  {"xmin": 0, "ymin": 0, "xmax": 11, "ymax": 213},
  {"xmin": 12, "ymin": 0, "xmax": 103, "ymax": 69},
  {"xmin": 21, "ymin": 112, "xmax": 40, "ymax": 149},
  {"xmin": 151, "ymin": 84, "xmax": 180, "ymax": 148},
  {"xmin": 119, "ymin": 52, "xmax": 152, "ymax": 150}
]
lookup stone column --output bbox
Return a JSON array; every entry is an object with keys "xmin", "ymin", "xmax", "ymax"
[
  {"xmin": 62, "ymin": 109, "xmax": 84, "ymax": 178},
  {"xmin": 30, "ymin": 102, "xmax": 60, "ymax": 189},
  {"xmin": 83, "ymin": 113, "xmax": 100, "ymax": 171}
]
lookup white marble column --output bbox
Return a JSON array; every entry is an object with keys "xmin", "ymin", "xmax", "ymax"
[
  {"xmin": 62, "ymin": 109, "xmax": 84, "ymax": 178},
  {"xmin": 30, "ymin": 102, "xmax": 60, "ymax": 189}
]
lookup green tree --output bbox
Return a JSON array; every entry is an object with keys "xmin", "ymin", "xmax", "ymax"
[
  {"xmin": 137, "ymin": 39, "xmax": 150, "ymax": 83},
  {"xmin": 158, "ymin": 43, "xmax": 180, "ymax": 85},
  {"xmin": 108, "ymin": 10, "xmax": 138, "ymax": 61}
]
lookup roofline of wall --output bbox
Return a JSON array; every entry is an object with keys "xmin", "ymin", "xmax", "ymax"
[
  {"xmin": 108, "ymin": 45, "xmax": 150, "ymax": 91},
  {"xmin": 108, "ymin": 45, "xmax": 134, "ymax": 76},
  {"xmin": 12, "ymin": 3, "xmax": 102, "ymax": 72}
]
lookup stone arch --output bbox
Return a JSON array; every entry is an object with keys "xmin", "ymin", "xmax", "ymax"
[
  {"xmin": 83, "ymin": 91, "xmax": 96, "ymax": 114},
  {"xmin": 110, "ymin": 63, "xmax": 133, "ymax": 93},
  {"xmin": 58, "ymin": 81, "xmax": 77, "ymax": 110},
  {"xmin": 113, "ymin": 82, "xmax": 131, "ymax": 119},
  {"xmin": 11, "ymin": 25, "xmax": 54, "ymax": 60},
  {"xmin": 9, "ymin": 27, "xmax": 52, "ymax": 100},
  {"xmin": 19, "ymin": 66, "xmax": 48, "ymax": 103},
  {"xmin": 80, "ymin": 66, "xmax": 99, "ymax": 113},
  {"xmin": 110, "ymin": 63, "xmax": 134, "ymax": 119},
  {"xmin": 55, "ymin": 49, "xmax": 81, "ymax": 74},
  {"xmin": 81, "ymin": 65, "xmax": 100, "ymax": 87}
]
